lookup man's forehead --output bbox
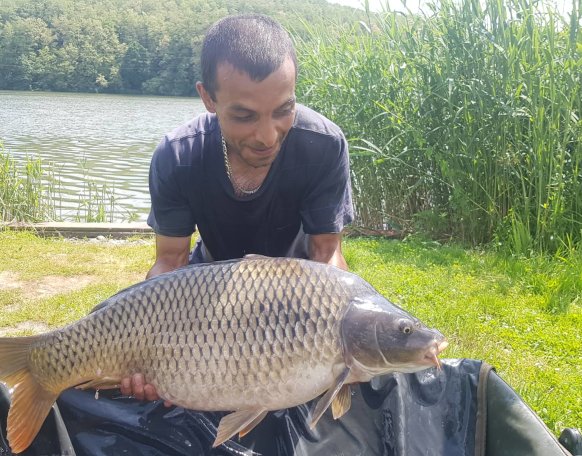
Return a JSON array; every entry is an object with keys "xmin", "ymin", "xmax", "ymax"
[
  {"xmin": 214, "ymin": 56, "xmax": 296, "ymax": 84},
  {"xmin": 229, "ymin": 96, "xmax": 296, "ymax": 112},
  {"xmin": 213, "ymin": 58, "xmax": 296, "ymax": 107},
  {"xmin": 214, "ymin": 61, "xmax": 248, "ymax": 82}
]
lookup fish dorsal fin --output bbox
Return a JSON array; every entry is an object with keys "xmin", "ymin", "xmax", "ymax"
[
  {"xmin": 243, "ymin": 254, "xmax": 270, "ymax": 260},
  {"xmin": 309, "ymin": 366, "xmax": 350, "ymax": 429},
  {"xmin": 213, "ymin": 409, "xmax": 268, "ymax": 448},
  {"xmin": 331, "ymin": 384, "xmax": 352, "ymax": 419}
]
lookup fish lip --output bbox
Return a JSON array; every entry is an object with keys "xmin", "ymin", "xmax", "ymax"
[
  {"xmin": 437, "ymin": 340, "xmax": 449, "ymax": 352},
  {"xmin": 422, "ymin": 339, "xmax": 448, "ymax": 367}
]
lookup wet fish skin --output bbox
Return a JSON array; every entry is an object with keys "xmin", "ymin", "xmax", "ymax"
[{"xmin": 0, "ymin": 256, "xmax": 446, "ymax": 453}]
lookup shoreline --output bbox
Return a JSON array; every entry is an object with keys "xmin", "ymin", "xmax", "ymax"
[{"xmin": 1, "ymin": 222, "xmax": 154, "ymax": 239}]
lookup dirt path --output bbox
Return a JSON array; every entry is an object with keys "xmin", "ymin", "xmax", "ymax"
[
  {"xmin": 0, "ymin": 271, "xmax": 95, "ymax": 299},
  {"xmin": 0, "ymin": 271, "xmax": 97, "ymax": 336}
]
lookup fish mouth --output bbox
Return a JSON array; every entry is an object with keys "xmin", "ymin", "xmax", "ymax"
[{"xmin": 423, "ymin": 339, "xmax": 449, "ymax": 369}]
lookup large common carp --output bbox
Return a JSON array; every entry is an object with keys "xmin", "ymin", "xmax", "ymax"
[{"xmin": 0, "ymin": 256, "xmax": 447, "ymax": 453}]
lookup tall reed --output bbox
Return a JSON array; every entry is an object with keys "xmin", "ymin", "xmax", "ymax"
[
  {"xmin": 75, "ymin": 181, "xmax": 117, "ymax": 223},
  {"xmin": 296, "ymin": 0, "xmax": 582, "ymax": 254},
  {"xmin": 0, "ymin": 142, "xmax": 123, "ymax": 223},
  {"xmin": 0, "ymin": 143, "xmax": 55, "ymax": 222}
]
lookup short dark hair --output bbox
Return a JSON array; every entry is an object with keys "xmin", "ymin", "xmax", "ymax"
[{"xmin": 201, "ymin": 14, "xmax": 297, "ymax": 100}]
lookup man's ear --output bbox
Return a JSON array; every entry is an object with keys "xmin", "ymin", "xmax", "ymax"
[{"xmin": 196, "ymin": 82, "xmax": 216, "ymax": 113}]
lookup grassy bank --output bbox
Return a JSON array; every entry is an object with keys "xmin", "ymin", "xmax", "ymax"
[{"xmin": 0, "ymin": 230, "xmax": 579, "ymax": 435}]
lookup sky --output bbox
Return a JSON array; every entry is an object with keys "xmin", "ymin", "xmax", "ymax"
[
  {"xmin": 326, "ymin": 0, "xmax": 573, "ymax": 16},
  {"xmin": 326, "ymin": 0, "xmax": 426, "ymax": 14}
]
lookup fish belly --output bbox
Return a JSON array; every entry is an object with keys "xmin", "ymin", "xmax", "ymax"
[{"xmin": 154, "ymin": 358, "xmax": 342, "ymax": 411}]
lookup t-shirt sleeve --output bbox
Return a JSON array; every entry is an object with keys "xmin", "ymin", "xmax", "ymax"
[
  {"xmin": 147, "ymin": 137, "xmax": 196, "ymax": 237},
  {"xmin": 300, "ymin": 132, "xmax": 354, "ymax": 234}
]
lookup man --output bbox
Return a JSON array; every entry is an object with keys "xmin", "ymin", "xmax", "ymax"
[{"xmin": 122, "ymin": 14, "xmax": 354, "ymax": 402}]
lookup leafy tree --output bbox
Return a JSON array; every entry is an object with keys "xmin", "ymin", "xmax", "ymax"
[
  {"xmin": 0, "ymin": 17, "xmax": 55, "ymax": 89},
  {"xmin": 0, "ymin": 0, "xmax": 364, "ymax": 95}
]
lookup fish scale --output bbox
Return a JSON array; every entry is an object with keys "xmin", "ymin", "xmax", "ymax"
[{"xmin": 0, "ymin": 256, "xmax": 447, "ymax": 453}]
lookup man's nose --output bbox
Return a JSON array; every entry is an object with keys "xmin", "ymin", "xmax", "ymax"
[{"xmin": 254, "ymin": 117, "xmax": 278, "ymax": 147}]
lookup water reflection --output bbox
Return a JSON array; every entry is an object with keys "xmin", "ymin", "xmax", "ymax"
[{"xmin": 0, "ymin": 90, "xmax": 206, "ymax": 221}]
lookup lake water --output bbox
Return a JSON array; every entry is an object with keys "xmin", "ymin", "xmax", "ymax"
[{"xmin": 0, "ymin": 90, "xmax": 206, "ymax": 221}]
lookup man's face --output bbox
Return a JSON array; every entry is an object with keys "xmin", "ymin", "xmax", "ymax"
[{"xmin": 197, "ymin": 57, "xmax": 296, "ymax": 169}]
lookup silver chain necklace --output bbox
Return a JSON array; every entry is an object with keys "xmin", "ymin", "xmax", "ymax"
[{"xmin": 222, "ymin": 135, "xmax": 261, "ymax": 195}]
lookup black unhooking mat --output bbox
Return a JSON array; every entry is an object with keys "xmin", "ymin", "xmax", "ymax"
[{"xmin": 0, "ymin": 359, "xmax": 575, "ymax": 456}]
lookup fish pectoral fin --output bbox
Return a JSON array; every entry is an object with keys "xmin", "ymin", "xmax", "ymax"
[
  {"xmin": 309, "ymin": 366, "xmax": 350, "ymax": 429},
  {"xmin": 213, "ymin": 409, "xmax": 268, "ymax": 448},
  {"xmin": 331, "ymin": 384, "xmax": 352, "ymax": 420},
  {"xmin": 75, "ymin": 377, "xmax": 122, "ymax": 391},
  {"xmin": 238, "ymin": 410, "xmax": 268, "ymax": 438}
]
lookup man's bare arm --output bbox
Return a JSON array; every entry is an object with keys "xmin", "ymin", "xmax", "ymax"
[
  {"xmin": 146, "ymin": 234, "xmax": 192, "ymax": 279},
  {"xmin": 308, "ymin": 232, "xmax": 348, "ymax": 270}
]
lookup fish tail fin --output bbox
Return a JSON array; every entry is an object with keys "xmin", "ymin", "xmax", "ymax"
[
  {"xmin": 0, "ymin": 336, "xmax": 58, "ymax": 453},
  {"xmin": 0, "ymin": 336, "xmax": 37, "ymax": 386}
]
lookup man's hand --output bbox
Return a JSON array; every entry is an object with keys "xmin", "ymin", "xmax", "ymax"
[
  {"xmin": 308, "ymin": 232, "xmax": 348, "ymax": 270},
  {"xmin": 120, "ymin": 373, "xmax": 173, "ymax": 407}
]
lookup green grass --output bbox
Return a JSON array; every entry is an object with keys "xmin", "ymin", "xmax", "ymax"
[
  {"xmin": 343, "ymin": 236, "xmax": 581, "ymax": 435},
  {"xmin": 0, "ymin": 230, "xmax": 154, "ymax": 328},
  {"xmin": 0, "ymin": 230, "xmax": 579, "ymax": 435}
]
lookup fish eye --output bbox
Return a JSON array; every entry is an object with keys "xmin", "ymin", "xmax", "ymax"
[{"xmin": 399, "ymin": 319, "xmax": 413, "ymax": 334}]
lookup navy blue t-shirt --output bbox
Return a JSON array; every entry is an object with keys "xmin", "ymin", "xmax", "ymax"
[{"xmin": 147, "ymin": 104, "xmax": 353, "ymax": 261}]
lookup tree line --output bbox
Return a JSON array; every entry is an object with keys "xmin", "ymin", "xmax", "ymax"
[{"xmin": 0, "ymin": 0, "xmax": 361, "ymax": 95}]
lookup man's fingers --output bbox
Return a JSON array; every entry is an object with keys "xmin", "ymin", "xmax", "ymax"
[
  {"xmin": 144, "ymin": 384, "xmax": 160, "ymax": 401},
  {"xmin": 120, "ymin": 377, "xmax": 132, "ymax": 396},
  {"xmin": 119, "ymin": 373, "xmax": 164, "ymax": 403},
  {"xmin": 132, "ymin": 373, "xmax": 145, "ymax": 400}
]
